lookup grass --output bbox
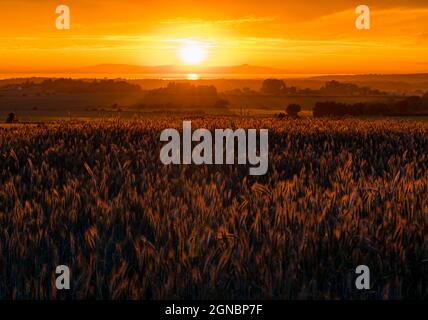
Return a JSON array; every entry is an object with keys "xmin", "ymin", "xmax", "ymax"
[{"xmin": 0, "ymin": 117, "xmax": 426, "ymax": 299}]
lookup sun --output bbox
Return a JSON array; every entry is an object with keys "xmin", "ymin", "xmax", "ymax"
[{"xmin": 178, "ymin": 43, "xmax": 207, "ymax": 65}]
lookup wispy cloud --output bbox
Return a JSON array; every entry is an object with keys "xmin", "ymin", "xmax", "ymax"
[{"xmin": 161, "ymin": 16, "xmax": 275, "ymax": 25}]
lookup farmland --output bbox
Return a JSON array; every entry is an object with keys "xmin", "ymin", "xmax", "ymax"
[{"xmin": 0, "ymin": 117, "xmax": 426, "ymax": 299}]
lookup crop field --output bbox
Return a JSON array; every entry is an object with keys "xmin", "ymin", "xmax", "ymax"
[{"xmin": 0, "ymin": 118, "xmax": 426, "ymax": 299}]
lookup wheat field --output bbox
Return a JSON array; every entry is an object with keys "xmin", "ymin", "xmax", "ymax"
[{"xmin": 0, "ymin": 118, "xmax": 426, "ymax": 299}]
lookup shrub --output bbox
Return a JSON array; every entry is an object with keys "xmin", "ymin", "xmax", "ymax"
[
  {"xmin": 6, "ymin": 112, "xmax": 18, "ymax": 123},
  {"xmin": 286, "ymin": 104, "xmax": 302, "ymax": 117}
]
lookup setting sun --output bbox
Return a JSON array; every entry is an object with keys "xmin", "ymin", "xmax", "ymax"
[{"xmin": 178, "ymin": 43, "xmax": 208, "ymax": 65}]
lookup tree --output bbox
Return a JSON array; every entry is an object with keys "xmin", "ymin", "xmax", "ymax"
[
  {"xmin": 261, "ymin": 79, "xmax": 286, "ymax": 95},
  {"xmin": 395, "ymin": 96, "xmax": 422, "ymax": 114},
  {"xmin": 214, "ymin": 99, "xmax": 229, "ymax": 109},
  {"xmin": 286, "ymin": 104, "xmax": 302, "ymax": 117},
  {"xmin": 6, "ymin": 112, "xmax": 18, "ymax": 123}
]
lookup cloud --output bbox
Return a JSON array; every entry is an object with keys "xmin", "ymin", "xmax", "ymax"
[{"xmin": 215, "ymin": 17, "xmax": 275, "ymax": 24}]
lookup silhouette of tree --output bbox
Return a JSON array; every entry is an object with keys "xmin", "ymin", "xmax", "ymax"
[
  {"xmin": 6, "ymin": 112, "xmax": 18, "ymax": 123},
  {"xmin": 313, "ymin": 97, "xmax": 428, "ymax": 117},
  {"xmin": 214, "ymin": 99, "xmax": 229, "ymax": 109},
  {"xmin": 320, "ymin": 80, "xmax": 384, "ymax": 96},
  {"xmin": 261, "ymin": 79, "xmax": 286, "ymax": 95},
  {"xmin": 39, "ymin": 79, "xmax": 140, "ymax": 93},
  {"xmin": 286, "ymin": 104, "xmax": 302, "ymax": 117},
  {"xmin": 144, "ymin": 82, "xmax": 220, "ymax": 108}
]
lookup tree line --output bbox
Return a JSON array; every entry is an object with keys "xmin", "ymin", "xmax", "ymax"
[
  {"xmin": 261, "ymin": 79, "xmax": 385, "ymax": 96},
  {"xmin": 16, "ymin": 79, "xmax": 141, "ymax": 93},
  {"xmin": 313, "ymin": 94, "xmax": 428, "ymax": 117}
]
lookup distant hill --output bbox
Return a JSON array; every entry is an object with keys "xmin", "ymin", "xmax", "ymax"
[{"xmin": 74, "ymin": 64, "xmax": 286, "ymax": 75}]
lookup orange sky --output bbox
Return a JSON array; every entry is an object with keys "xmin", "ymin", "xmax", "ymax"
[{"xmin": 0, "ymin": 0, "xmax": 428, "ymax": 74}]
